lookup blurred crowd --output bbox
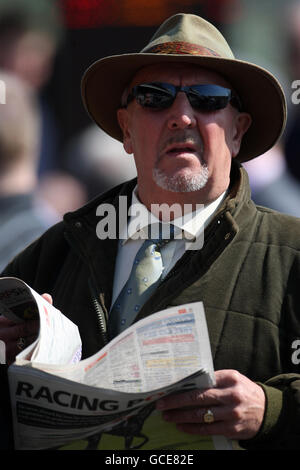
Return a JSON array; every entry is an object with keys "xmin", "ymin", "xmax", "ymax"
[
  {"xmin": 241, "ymin": 1, "xmax": 300, "ymax": 218},
  {"xmin": 0, "ymin": 0, "xmax": 137, "ymax": 271},
  {"xmin": 0, "ymin": 0, "xmax": 300, "ymax": 271}
]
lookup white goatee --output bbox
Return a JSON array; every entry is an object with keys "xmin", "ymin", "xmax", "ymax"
[{"xmin": 153, "ymin": 165, "xmax": 209, "ymax": 192}]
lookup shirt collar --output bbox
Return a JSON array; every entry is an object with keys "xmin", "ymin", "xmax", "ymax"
[{"xmin": 120, "ymin": 185, "xmax": 227, "ymax": 244}]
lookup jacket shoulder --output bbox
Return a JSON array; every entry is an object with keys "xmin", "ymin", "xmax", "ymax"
[{"xmin": 255, "ymin": 205, "xmax": 300, "ymax": 251}]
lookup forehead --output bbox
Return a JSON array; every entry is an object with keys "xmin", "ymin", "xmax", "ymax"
[{"xmin": 129, "ymin": 63, "xmax": 232, "ymax": 88}]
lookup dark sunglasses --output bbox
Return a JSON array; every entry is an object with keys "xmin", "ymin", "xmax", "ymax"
[{"xmin": 125, "ymin": 82, "xmax": 243, "ymax": 112}]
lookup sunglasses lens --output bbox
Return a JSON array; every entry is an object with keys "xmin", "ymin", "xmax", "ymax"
[
  {"xmin": 128, "ymin": 83, "xmax": 239, "ymax": 111},
  {"xmin": 134, "ymin": 84, "xmax": 174, "ymax": 108},
  {"xmin": 188, "ymin": 86, "xmax": 230, "ymax": 111}
]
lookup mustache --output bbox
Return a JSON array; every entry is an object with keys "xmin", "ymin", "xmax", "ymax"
[{"xmin": 158, "ymin": 131, "xmax": 204, "ymax": 155}]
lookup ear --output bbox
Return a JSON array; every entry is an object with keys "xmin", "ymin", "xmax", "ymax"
[
  {"xmin": 231, "ymin": 112, "xmax": 252, "ymax": 158},
  {"xmin": 117, "ymin": 108, "xmax": 133, "ymax": 154}
]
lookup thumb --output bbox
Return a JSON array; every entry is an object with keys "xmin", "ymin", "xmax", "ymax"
[{"xmin": 42, "ymin": 293, "xmax": 53, "ymax": 305}]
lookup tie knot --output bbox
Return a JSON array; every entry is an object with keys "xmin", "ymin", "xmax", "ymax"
[{"xmin": 148, "ymin": 223, "xmax": 175, "ymax": 245}]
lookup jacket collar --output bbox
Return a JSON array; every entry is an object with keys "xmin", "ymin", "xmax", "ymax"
[
  {"xmin": 63, "ymin": 159, "xmax": 252, "ymax": 232},
  {"xmin": 62, "ymin": 160, "xmax": 255, "ymax": 314},
  {"xmin": 63, "ymin": 178, "xmax": 137, "ymax": 315}
]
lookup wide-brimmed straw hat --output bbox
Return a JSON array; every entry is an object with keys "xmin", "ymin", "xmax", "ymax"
[{"xmin": 81, "ymin": 13, "xmax": 287, "ymax": 163}]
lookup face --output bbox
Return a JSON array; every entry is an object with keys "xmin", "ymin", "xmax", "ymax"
[
  {"xmin": 0, "ymin": 31, "xmax": 55, "ymax": 90},
  {"xmin": 117, "ymin": 63, "xmax": 251, "ymax": 209}
]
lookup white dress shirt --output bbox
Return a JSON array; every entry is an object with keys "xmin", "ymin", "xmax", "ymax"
[{"xmin": 111, "ymin": 186, "xmax": 227, "ymax": 308}]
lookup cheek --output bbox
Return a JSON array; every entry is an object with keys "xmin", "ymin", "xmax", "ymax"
[
  {"xmin": 203, "ymin": 123, "xmax": 226, "ymax": 153},
  {"xmin": 130, "ymin": 114, "xmax": 161, "ymax": 154},
  {"xmin": 204, "ymin": 120, "xmax": 235, "ymax": 158}
]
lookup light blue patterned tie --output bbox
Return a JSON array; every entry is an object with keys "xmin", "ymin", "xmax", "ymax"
[{"xmin": 108, "ymin": 224, "xmax": 175, "ymax": 339}]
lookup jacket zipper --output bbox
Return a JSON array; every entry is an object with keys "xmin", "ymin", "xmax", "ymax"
[
  {"xmin": 64, "ymin": 227, "xmax": 109, "ymax": 346},
  {"xmin": 89, "ymin": 279, "xmax": 109, "ymax": 346}
]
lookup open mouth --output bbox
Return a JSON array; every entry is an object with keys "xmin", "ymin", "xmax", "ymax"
[
  {"xmin": 165, "ymin": 142, "xmax": 197, "ymax": 155},
  {"xmin": 168, "ymin": 147, "xmax": 194, "ymax": 153}
]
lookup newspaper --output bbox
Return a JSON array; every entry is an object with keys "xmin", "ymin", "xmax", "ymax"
[{"xmin": 0, "ymin": 277, "xmax": 232, "ymax": 450}]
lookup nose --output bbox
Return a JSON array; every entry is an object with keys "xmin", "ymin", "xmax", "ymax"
[{"xmin": 167, "ymin": 92, "xmax": 197, "ymax": 130}]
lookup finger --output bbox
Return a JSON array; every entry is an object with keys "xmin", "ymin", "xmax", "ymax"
[
  {"xmin": 0, "ymin": 320, "xmax": 39, "ymax": 342},
  {"xmin": 0, "ymin": 316, "xmax": 18, "ymax": 327},
  {"xmin": 161, "ymin": 406, "xmax": 221, "ymax": 424},
  {"xmin": 0, "ymin": 322, "xmax": 25, "ymax": 342},
  {"xmin": 156, "ymin": 388, "xmax": 222, "ymax": 411},
  {"xmin": 15, "ymin": 334, "xmax": 37, "ymax": 351},
  {"xmin": 42, "ymin": 293, "xmax": 53, "ymax": 305},
  {"xmin": 214, "ymin": 369, "xmax": 244, "ymax": 388},
  {"xmin": 161, "ymin": 403, "xmax": 238, "ymax": 425},
  {"xmin": 0, "ymin": 320, "xmax": 39, "ymax": 366},
  {"xmin": 4, "ymin": 329, "xmax": 39, "ymax": 363}
]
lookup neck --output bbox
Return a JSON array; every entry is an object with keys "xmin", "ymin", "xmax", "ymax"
[{"xmin": 137, "ymin": 182, "xmax": 228, "ymax": 221}]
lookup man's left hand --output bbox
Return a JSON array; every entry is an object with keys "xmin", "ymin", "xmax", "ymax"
[{"xmin": 156, "ymin": 369, "xmax": 265, "ymax": 440}]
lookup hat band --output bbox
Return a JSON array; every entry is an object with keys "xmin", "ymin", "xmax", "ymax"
[{"xmin": 145, "ymin": 41, "xmax": 221, "ymax": 57}]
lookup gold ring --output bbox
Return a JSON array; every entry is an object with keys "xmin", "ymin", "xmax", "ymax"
[
  {"xmin": 203, "ymin": 409, "xmax": 215, "ymax": 424},
  {"xmin": 17, "ymin": 337, "xmax": 26, "ymax": 351}
]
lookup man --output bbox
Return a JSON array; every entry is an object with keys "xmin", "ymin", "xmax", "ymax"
[{"xmin": 1, "ymin": 13, "xmax": 300, "ymax": 450}]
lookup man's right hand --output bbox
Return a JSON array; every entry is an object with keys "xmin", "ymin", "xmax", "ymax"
[
  {"xmin": 0, "ymin": 293, "xmax": 52, "ymax": 365},
  {"xmin": 0, "ymin": 316, "xmax": 39, "ymax": 365}
]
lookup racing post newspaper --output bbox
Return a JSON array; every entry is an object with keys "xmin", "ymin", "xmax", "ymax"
[{"xmin": 0, "ymin": 277, "xmax": 232, "ymax": 450}]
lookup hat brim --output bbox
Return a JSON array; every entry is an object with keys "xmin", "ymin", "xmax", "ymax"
[{"xmin": 81, "ymin": 53, "xmax": 287, "ymax": 163}]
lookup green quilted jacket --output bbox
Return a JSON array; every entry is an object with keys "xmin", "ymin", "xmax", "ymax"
[{"xmin": 3, "ymin": 160, "xmax": 300, "ymax": 449}]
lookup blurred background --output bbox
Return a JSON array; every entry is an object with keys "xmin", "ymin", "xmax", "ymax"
[{"xmin": 0, "ymin": 0, "xmax": 300, "ymax": 269}]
